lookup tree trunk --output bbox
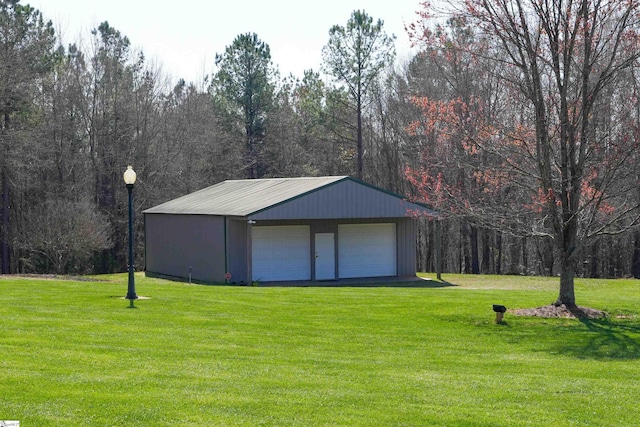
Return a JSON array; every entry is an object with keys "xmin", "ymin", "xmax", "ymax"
[
  {"xmin": 1, "ymin": 169, "xmax": 9, "ymax": 274},
  {"xmin": 544, "ymin": 238, "xmax": 554, "ymax": 276},
  {"xmin": 426, "ymin": 219, "xmax": 434, "ymax": 272},
  {"xmin": 482, "ymin": 229, "xmax": 492, "ymax": 273},
  {"xmin": 246, "ymin": 131, "xmax": 255, "ymax": 180},
  {"xmin": 495, "ymin": 232, "xmax": 502, "ymax": 275},
  {"xmin": 608, "ymin": 238, "xmax": 617, "ymax": 278},
  {"xmin": 435, "ymin": 219, "xmax": 442, "ymax": 280},
  {"xmin": 461, "ymin": 223, "xmax": 470, "ymax": 273},
  {"xmin": 522, "ymin": 236, "xmax": 528, "ymax": 275},
  {"xmin": 556, "ymin": 264, "xmax": 576, "ymax": 307},
  {"xmin": 1, "ymin": 111, "xmax": 10, "ymax": 274},
  {"xmin": 632, "ymin": 232, "xmax": 640, "ymax": 279},
  {"xmin": 590, "ymin": 239, "xmax": 599, "ymax": 278},
  {"xmin": 508, "ymin": 236, "xmax": 520, "ymax": 275},
  {"xmin": 470, "ymin": 226, "xmax": 480, "ymax": 274},
  {"xmin": 356, "ymin": 90, "xmax": 363, "ymax": 180}
]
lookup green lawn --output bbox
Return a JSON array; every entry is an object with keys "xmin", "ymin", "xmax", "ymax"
[{"xmin": 1, "ymin": 273, "xmax": 639, "ymax": 426}]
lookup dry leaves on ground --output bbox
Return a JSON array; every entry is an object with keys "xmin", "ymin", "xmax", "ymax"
[{"xmin": 511, "ymin": 304, "xmax": 606, "ymax": 319}]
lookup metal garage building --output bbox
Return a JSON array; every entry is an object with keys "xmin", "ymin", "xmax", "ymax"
[{"xmin": 143, "ymin": 176, "xmax": 436, "ymax": 284}]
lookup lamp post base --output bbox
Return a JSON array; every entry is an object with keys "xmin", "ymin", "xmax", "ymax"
[{"xmin": 126, "ymin": 182, "xmax": 137, "ymax": 307}]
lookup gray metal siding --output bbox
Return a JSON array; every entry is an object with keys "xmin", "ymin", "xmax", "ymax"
[
  {"xmin": 397, "ymin": 218, "xmax": 417, "ymax": 276},
  {"xmin": 252, "ymin": 179, "xmax": 425, "ymax": 220},
  {"xmin": 145, "ymin": 214, "xmax": 225, "ymax": 283},
  {"xmin": 227, "ymin": 218, "xmax": 248, "ymax": 284},
  {"xmin": 145, "ymin": 214, "xmax": 420, "ymax": 284}
]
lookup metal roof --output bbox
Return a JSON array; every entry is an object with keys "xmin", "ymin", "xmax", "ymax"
[
  {"xmin": 143, "ymin": 176, "xmax": 348, "ymax": 216},
  {"xmin": 143, "ymin": 176, "xmax": 437, "ymax": 217}
]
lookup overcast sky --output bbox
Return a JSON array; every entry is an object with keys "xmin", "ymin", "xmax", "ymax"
[{"xmin": 30, "ymin": 0, "xmax": 423, "ymax": 84}]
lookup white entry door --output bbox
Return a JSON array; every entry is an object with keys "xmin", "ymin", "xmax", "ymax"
[{"xmin": 315, "ymin": 233, "xmax": 335, "ymax": 280}]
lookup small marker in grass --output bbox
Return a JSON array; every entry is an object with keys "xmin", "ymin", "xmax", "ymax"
[{"xmin": 493, "ymin": 304, "xmax": 507, "ymax": 323}]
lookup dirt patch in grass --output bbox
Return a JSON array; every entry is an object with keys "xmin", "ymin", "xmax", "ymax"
[{"xmin": 511, "ymin": 304, "xmax": 606, "ymax": 319}]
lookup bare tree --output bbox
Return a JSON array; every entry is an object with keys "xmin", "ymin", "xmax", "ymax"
[
  {"xmin": 16, "ymin": 200, "xmax": 112, "ymax": 274},
  {"xmin": 0, "ymin": 1, "xmax": 55, "ymax": 273},
  {"xmin": 408, "ymin": 0, "xmax": 640, "ymax": 306}
]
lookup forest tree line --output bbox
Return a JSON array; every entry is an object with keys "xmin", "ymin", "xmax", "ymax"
[{"xmin": 1, "ymin": 0, "xmax": 640, "ymax": 283}]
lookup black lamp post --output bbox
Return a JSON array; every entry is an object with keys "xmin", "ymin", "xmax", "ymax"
[{"xmin": 124, "ymin": 165, "xmax": 138, "ymax": 307}]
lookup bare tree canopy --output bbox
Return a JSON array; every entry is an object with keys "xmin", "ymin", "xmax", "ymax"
[
  {"xmin": 0, "ymin": 0, "xmax": 55, "ymax": 274},
  {"xmin": 407, "ymin": 0, "xmax": 640, "ymax": 305}
]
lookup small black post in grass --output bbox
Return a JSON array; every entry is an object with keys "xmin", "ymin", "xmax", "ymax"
[
  {"xmin": 493, "ymin": 304, "xmax": 507, "ymax": 323},
  {"xmin": 124, "ymin": 166, "xmax": 138, "ymax": 308}
]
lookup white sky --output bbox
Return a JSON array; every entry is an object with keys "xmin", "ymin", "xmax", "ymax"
[{"xmin": 30, "ymin": 0, "xmax": 423, "ymax": 84}]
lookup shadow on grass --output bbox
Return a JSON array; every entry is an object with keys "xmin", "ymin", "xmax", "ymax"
[
  {"xmin": 145, "ymin": 271, "xmax": 456, "ymax": 288},
  {"xmin": 324, "ymin": 280, "xmax": 455, "ymax": 288},
  {"xmin": 261, "ymin": 277, "xmax": 457, "ymax": 288},
  {"xmin": 555, "ymin": 318, "xmax": 640, "ymax": 360}
]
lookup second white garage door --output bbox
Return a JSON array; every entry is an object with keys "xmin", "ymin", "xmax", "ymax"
[
  {"xmin": 252, "ymin": 225, "xmax": 311, "ymax": 281},
  {"xmin": 338, "ymin": 223, "xmax": 397, "ymax": 279}
]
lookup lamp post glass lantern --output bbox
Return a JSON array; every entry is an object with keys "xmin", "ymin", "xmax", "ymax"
[{"xmin": 124, "ymin": 166, "xmax": 138, "ymax": 306}]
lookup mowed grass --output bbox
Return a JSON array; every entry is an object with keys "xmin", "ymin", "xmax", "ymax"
[{"xmin": 1, "ymin": 273, "xmax": 639, "ymax": 426}]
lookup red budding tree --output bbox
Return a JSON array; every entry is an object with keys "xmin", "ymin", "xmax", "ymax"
[{"xmin": 407, "ymin": 0, "xmax": 640, "ymax": 306}]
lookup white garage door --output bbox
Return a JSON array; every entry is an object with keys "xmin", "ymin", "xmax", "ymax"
[
  {"xmin": 338, "ymin": 223, "xmax": 397, "ymax": 279},
  {"xmin": 252, "ymin": 225, "xmax": 311, "ymax": 281}
]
